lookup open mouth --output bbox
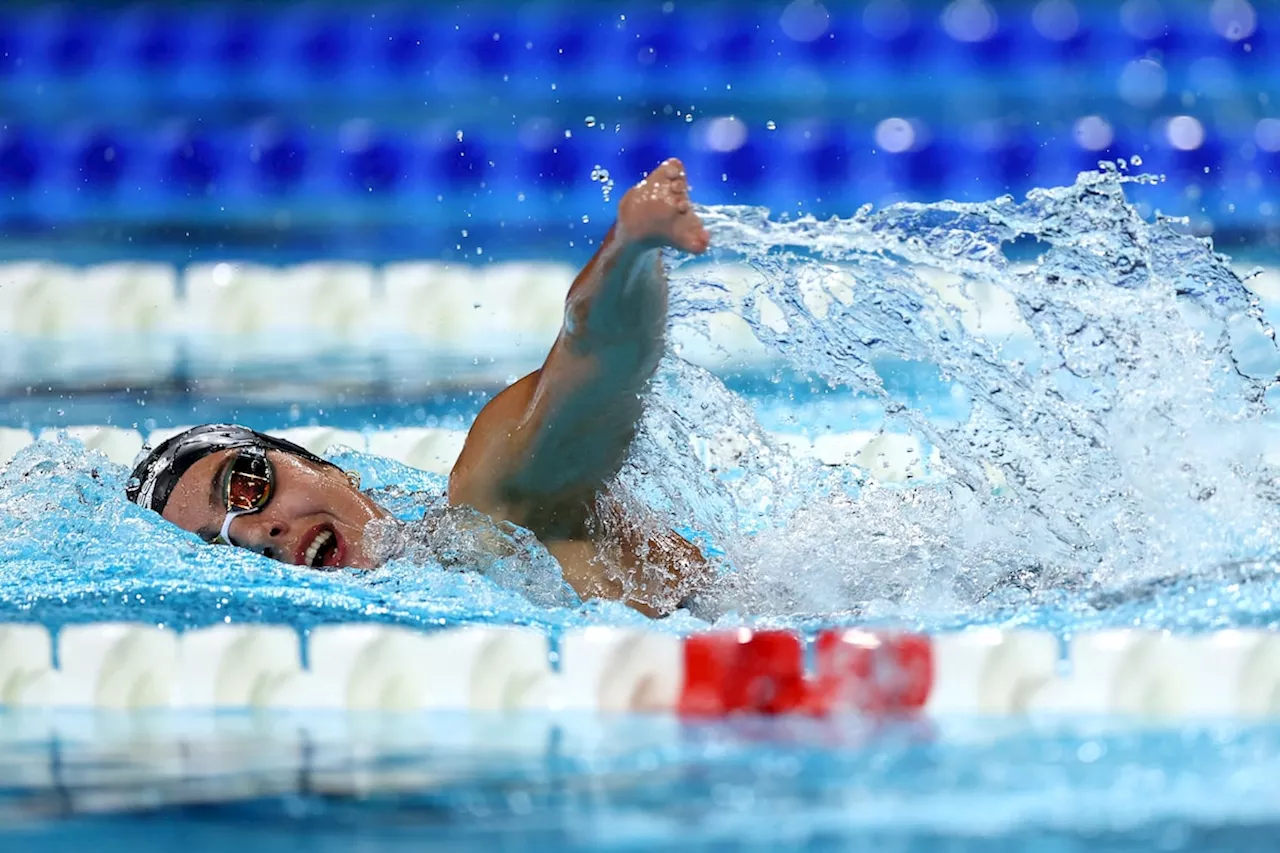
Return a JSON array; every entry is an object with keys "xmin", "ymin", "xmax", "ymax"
[{"xmin": 299, "ymin": 524, "xmax": 343, "ymax": 569}]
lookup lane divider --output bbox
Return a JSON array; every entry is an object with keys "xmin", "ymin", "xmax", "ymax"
[
  {"xmin": 1, "ymin": 424, "xmax": 933, "ymax": 483},
  {"xmin": 0, "ymin": 260, "xmax": 773, "ymax": 378},
  {"xmin": 2, "ymin": 624, "xmax": 1279, "ymax": 718},
  {"xmin": 4, "ymin": 261, "xmax": 1270, "ymax": 347}
]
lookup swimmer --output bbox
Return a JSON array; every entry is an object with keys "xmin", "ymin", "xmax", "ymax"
[{"xmin": 127, "ymin": 158, "xmax": 712, "ymax": 617}]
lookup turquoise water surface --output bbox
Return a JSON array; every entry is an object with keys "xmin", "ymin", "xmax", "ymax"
[{"xmin": 4, "ymin": 171, "xmax": 1280, "ymax": 849}]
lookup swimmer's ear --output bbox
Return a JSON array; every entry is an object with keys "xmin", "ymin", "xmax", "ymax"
[{"xmin": 345, "ymin": 470, "xmax": 362, "ymax": 490}]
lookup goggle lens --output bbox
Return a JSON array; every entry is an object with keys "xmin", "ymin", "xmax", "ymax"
[{"xmin": 224, "ymin": 451, "xmax": 273, "ymax": 513}]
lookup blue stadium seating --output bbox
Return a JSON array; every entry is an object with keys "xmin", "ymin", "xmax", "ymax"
[
  {"xmin": 0, "ymin": 125, "xmax": 41, "ymax": 192},
  {"xmin": 0, "ymin": 1, "xmax": 1273, "ymax": 241}
]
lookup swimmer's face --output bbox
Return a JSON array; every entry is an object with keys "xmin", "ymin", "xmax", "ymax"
[{"xmin": 161, "ymin": 449, "xmax": 388, "ymax": 570}]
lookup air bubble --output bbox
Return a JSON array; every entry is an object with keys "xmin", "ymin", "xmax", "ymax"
[
  {"xmin": 585, "ymin": 116, "xmax": 597, "ymax": 127},
  {"xmin": 766, "ymin": 120, "xmax": 777, "ymax": 131}
]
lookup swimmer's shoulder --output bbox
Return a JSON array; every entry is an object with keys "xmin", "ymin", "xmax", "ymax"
[{"xmin": 448, "ymin": 371, "xmax": 542, "ymax": 520}]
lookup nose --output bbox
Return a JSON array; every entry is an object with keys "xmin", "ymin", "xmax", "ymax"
[{"xmin": 228, "ymin": 511, "xmax": 291, "ymax": 562}]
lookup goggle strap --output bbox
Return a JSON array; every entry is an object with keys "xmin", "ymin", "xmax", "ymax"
[{"xmin": 219, "ymin": 508, "xmax": 250, "ymax": 547}]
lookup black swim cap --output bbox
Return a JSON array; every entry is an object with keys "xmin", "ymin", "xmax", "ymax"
[{"xmin": 126, "ymin": 424, "xmax": 335, "ymax": 514}]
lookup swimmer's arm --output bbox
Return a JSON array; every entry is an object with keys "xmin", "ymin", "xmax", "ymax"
[{"xmin": 450, "ymin": 224, "xmax": 670, "ymax": 534}]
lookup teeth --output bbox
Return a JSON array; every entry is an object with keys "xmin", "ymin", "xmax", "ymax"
[{"xmin": 304, "ymin": 530, "xmax": 333, "ymax": 567}]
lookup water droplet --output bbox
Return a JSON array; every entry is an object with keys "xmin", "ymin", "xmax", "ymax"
[
  {"xmin": 766, "ymin": 120, "xmax": 777, "ymax": 131},
  {"xmin": 585, "ymin": 116, "xmax": 597, "ymax": 128},
  {"xmin": 685, "ymin": 114, "xmax": 693, "ymax": 123},
  {"xmin": 581, "ymin": 215, "xmax": 590, "ymax": 223},
  {"xmin": 1130, "ymin": 154, "xmax": 1143, "ymax": 166},
  {"xmin": 456, "ymin": 130, "xmax": 464, "ymax": 142},
  {"xmin": 590, "ymin": 165, "xmax": 615, "ymax": 202}
]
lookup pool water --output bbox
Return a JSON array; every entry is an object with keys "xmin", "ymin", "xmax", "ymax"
[
  {"xmin": 4, "ymin": 713, "xmax": 1280, "ymax": 852},
  {"xmin": 5, "ymin": 168, "xmax": 1280, "ymax": 849}
]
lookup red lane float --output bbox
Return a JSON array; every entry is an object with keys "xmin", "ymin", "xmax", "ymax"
[
  {"xmin": 812, "ymin": 629, "xmax": 933, "ymax": 714},
  {"xmin": 677, "ymin": 628, "xmax": 934, "ymax": 717},
  {"xmin": 679, "ymin": 629, "xmax": 808, "ymax": 715}
]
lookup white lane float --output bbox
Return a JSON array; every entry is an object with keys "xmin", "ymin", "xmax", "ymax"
[
  {"xmin": 4, "ymin": 621, "xmax": 1280, "ymax": 720},
  {"xmin": 1026, "ymin": 630, "xmax": 1188, "ymax": 717},
  {"xmin": 557, "ymin": 627, "xmax": 684, "ymax": 712},
  {"xmin": 365, "ymin": 427, "xmax": 468, "ymax": 475},
  {"xmin": 3, "ymin": 420, "xmax": 944, "ymax": 487},
  {"xmin": 0, "ymin": 624, "xmax": 54, "ymax": 706},
  {"xmin": 146, "ymin": 425, "xmax": 197, "ymax": 449},
  {"xmin": 266, "ymin": 426, "xmax": 368, "ymax": 456},
  {"xmin": 926, "ymin": 629, "xmax": 1060, "ymax": 715},
  {"xmin": 1179, "ymin": 630, "xmax": 1280, "ymax": 717},
  {"xmin": 174, "ymin": 625, "xmax": 305, "ymax": 710},
  {"xmin": 20, "ymin": 623, "xmax": 178, "ymax": 710},
  {"xmin": 267, "ymin": 624, "xmax": 551, "ymax": 712},
  {"xmin": 0, "ymin": 428, "xmax": 34, "ymax": 466}
]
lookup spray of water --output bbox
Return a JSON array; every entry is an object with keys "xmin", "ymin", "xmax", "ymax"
[{"xmin": 619, "ymin": 166, "xmax": 1280, "ymax": 621}]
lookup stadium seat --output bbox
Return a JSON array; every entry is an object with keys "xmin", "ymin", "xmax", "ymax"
[{"xmin": 0, "ymin": 125, "xmax": 41, "ymax": 192}]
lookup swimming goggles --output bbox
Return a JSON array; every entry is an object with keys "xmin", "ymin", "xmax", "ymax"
[{"xmin": 212, "ymin": 446, "xmax": 275, "ymax": 546}]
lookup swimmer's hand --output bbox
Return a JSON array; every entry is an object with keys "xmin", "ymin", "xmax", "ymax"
[{"xmin": 450, "ymin": 158, "xmax": 707, "ymax": 540}]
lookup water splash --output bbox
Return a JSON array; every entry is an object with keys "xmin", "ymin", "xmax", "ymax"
[{"xmin": 641, "ymin": 165, "xmax": 1280, "ymax": 622}]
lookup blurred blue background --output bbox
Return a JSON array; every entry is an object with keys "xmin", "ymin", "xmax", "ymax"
[{"xmin": 0, "ymin": 0, "xmax": 1275, "ymax": 263}]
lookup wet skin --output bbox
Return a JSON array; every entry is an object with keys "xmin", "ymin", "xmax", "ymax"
[
  {"xmin": 161, "ymin": 159, "xmax": 712, "ymax": 616},
  {"xmin": 161, "ymin": 449, "xmax": 388, "ymax": 570}
]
